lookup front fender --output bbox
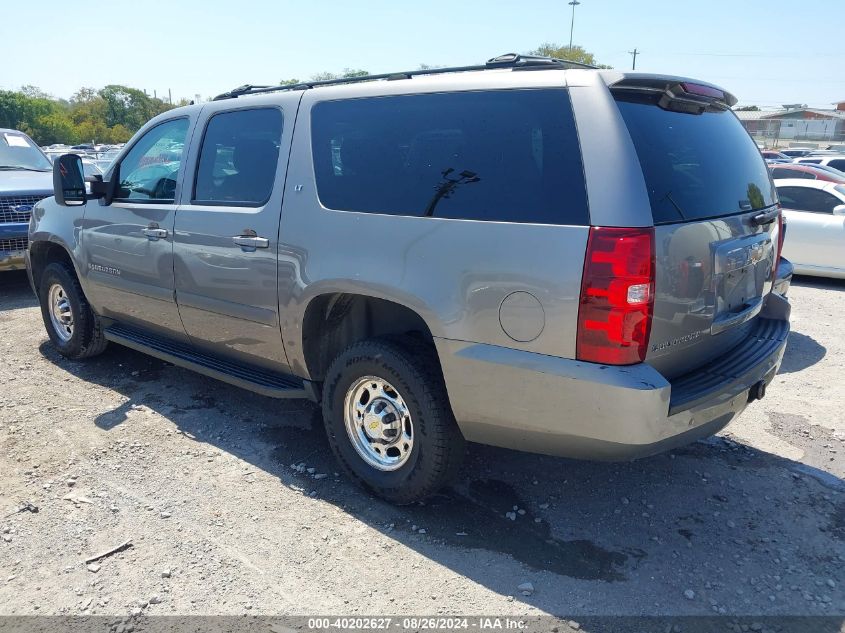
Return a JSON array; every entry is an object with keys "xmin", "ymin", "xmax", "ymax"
[{"xmin": 28, "ymin": 196, "xmax": 87, "ymax": 289}]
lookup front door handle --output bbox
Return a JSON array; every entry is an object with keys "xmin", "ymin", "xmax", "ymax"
[
  {"xmin": 142, "ymin": 224, "xmax": 168, "ymax": 240},
  {"xmin": 232, "ymin": 231, "xmax": 269, "ymax": 249}
]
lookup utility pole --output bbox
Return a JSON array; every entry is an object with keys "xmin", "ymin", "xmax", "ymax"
[
  {"xmin": 629, "ymin": 48, "xmax": 639, "ymax": 70},
  {"xmin": 568, "ymin": 0, "xmax": 581, "ymax": 52}
]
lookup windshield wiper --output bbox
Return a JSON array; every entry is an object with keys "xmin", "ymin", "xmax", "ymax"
[
  {"xmin": 659, "ymin": 191, "xmax": 687, "ymax": 221},
  {"xmin": 0, "ymin": 165, "xmax": 51, "ymax": 172}
]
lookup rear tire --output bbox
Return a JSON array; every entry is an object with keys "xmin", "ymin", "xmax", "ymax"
[
  {"xmin": 38, "ymin": 262, "xmax": 107, "ymax": 359},
  {"xmin": 322, "ymin": 338, "xmax": 465, "ymax": 504}
]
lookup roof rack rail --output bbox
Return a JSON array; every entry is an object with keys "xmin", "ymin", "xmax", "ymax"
[{"xmin": 212, "ymin": 53, "xmax": 597, "ymax": 100}]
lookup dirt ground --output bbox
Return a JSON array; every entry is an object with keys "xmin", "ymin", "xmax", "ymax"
[{"xmin": 1, "ymin": 270, "xmax": 844, "ymax": 627}]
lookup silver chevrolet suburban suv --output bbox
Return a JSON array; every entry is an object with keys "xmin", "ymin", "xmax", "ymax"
[{"xmin": 28, "ymin": 55, "xmax": 790, "ymax": 503}]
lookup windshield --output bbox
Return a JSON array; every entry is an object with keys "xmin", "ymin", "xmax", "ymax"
[
  {"xmin": 615, "ymin": 92, "xmax": 776, "ymax": 224},
  {"xmin": 0, "ymin": 132, "xmax": 52, "ymax": 171}
]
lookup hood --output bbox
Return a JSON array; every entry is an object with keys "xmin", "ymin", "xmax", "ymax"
[{"xmin": 0, "ymin": 170, "xmax": 54, "ymax": 195}]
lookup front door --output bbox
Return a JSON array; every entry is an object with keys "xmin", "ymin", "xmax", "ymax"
[
  {"xmin": 81, "ymin": 117, "xmax": 194, "ymax": 342},
  {"xmin": 173, "ymin": 101, "xmax": 296, "ymax": 371}
]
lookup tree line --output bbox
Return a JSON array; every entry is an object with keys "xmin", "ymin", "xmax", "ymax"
[
  {"xmin": 1, "ymin": 44, "xmax": 609, "ymax": 146},
  {"xmin": 0, "ymin": 85, "xmax": 185, "ymax": 146}
]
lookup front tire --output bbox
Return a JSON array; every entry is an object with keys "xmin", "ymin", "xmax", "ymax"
[
  {"xmin": 322, "ymin": 338, "xmax": 465, "ymax": 504},
  {"xmin": 38, "ymin": 262, "xmax": 107, "ymax": 359}
]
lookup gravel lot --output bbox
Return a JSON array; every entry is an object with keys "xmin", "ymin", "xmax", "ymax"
[{"xmin": 1, "ymin": 270, "xmax": 844, "ymax": 628}]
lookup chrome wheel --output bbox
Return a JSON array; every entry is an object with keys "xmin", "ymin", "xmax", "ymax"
[
  {"xmin": 48, "ymin": 283, "xmax": 74, "ymax": 342},
  {"xmin": 343, "ymin": 376, "xmax": 414, "ymax": 471}
]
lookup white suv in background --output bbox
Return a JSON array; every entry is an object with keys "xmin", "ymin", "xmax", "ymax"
[{"xmin": 793, "ymin": 155, "xmax": 845, "ymax": 173}]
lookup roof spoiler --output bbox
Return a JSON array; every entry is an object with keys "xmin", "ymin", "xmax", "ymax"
[{"xmin": 605, "ymin": 73, "xmax": 738, "ymax": 110}]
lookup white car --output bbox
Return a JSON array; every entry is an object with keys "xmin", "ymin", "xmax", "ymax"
[
  {"xmin": 793, "ymin": 155, "xmax": 845, "ymax": 173},
  {"xmin": 774, "ymin": 178, "xmax": 845, "ymax": 278}
]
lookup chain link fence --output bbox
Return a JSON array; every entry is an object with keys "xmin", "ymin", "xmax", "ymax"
[{"xmin": 740, "ymin": 116, "xmax": 845, "ymax": 148}]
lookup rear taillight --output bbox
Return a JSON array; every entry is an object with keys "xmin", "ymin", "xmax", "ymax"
[{"xmin": 576, "ymin": 227, "xmax": 655, "ymax": 365}]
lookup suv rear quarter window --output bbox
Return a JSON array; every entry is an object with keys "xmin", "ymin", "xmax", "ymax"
[{"xmin": 310, "ymin": 89, "xmax": 589, "ymax": 225}]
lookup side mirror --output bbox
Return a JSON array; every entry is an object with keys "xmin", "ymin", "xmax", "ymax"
[
  {"xmin": 833, "ymin": 204, "xmax": 845, "ymax": 216},
  {"xmin": 53, "ymin": 154, "xmax": 86, "ymax": 206}
]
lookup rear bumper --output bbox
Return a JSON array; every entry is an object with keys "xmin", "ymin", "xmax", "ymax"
[
  {"xmin": 436, "ymin": 293, "xmax": 790, "ymax": 460},
  {"xmin": 774, "ymin": 257, "xmax": 793, "ymax": 297}
]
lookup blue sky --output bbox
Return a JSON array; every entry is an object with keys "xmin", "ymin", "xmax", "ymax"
[{"xmin": 3, "ymin": 0, "xmax": 842, "ymax": 109}]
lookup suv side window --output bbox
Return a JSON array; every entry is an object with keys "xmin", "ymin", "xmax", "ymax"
[
  {"xmin": 828, "ymin": 158, "xmax": 845, "ymax": 171},
  {"xmin": 116, "ymin": 118, "xmax": 189, "ymax": 202},
  {"xmin": 310, "ymin": 90, "xmax": 589, "ymax": 225},
  {"xmin": 777, "ymin": 186, "xmax": 841, "ymax": 213},
  {"xmin": 193, "ymin": 108, "xmax": 283, "ymax": 206}
]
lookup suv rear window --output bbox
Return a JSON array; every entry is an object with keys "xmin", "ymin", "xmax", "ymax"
[
  {"xmin": 311, "ymin": 90, "xmax": 589, "ymax": 225},
  {"xmin": 614, "ymin": 93, "xmax": 776, "ymax": 224}
]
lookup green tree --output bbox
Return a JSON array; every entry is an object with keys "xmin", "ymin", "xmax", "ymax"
[
  {"xmin": 19, "ymin": 85, "xmax": 53, "ymax": 99},
  {"xmin": 340, "ymin": 68, "xmax": 369, "ymax": 78},
  {"xmin": 735, "ymin": 105, "xmax": 761, "ymax": 111},
  {"xmin": 746, "ymin": 183, "xmax": 765, "ymax": 209},
  {"xmin": 28, "ymin": 111, "xmax": 79, "ymax": 145},
  {"xmin": 0, "ymin": 90, "xmax": 28, "ymax": 129},
  {"xmin": 100, "ymin": 85, "xmax": 154, "ymax": 130},
  {"xmin": 308, "ymin": 68, "xmax": 370, "ymax": 82},
  {"xmin": 0, "ymin": 88, "xmax": 68, "ymax": 141},
  {"xmin": 0, "ymin": 84, "xmax": 176, "ymax": 145},
  {"xmin": 528, "ymin": 43, "xmax": 612, "ymax": 68}
]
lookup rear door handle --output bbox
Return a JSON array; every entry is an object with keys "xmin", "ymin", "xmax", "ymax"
[
  {"xmin": 142, "ymin": 225, "xmax": 168, "ymax": 240},
  {"xmin": 232, "ymin": 234, "xmax": 270, "ymax": 249},
  {"xmin": 752, "ymin": 208, "xmax": 779, "ymax": 226},
  {"xmin": 710, "ymin": 296, "xmax": 764, "ymax": 335}
]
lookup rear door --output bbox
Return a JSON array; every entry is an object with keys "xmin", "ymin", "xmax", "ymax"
[
  {"xmin": 777, "ymin": 183, "xmax": 845, "ymax": 272},
  {"xmin": 173, "ymin": 98, "xmax": 297, "ymax": 371},
  {"xmin": 611, "ymin": 85, "xmax": 780, "ymax": 379}
]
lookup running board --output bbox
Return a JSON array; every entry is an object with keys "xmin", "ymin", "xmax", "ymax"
[{"xmin": 104, "ymin": 324, "xmax": 309, "ymax": 400}]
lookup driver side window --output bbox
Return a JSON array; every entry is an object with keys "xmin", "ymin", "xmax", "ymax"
[{"xmin": 116, "ymin": 118, "xmax": 189, "ymax": 202}]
